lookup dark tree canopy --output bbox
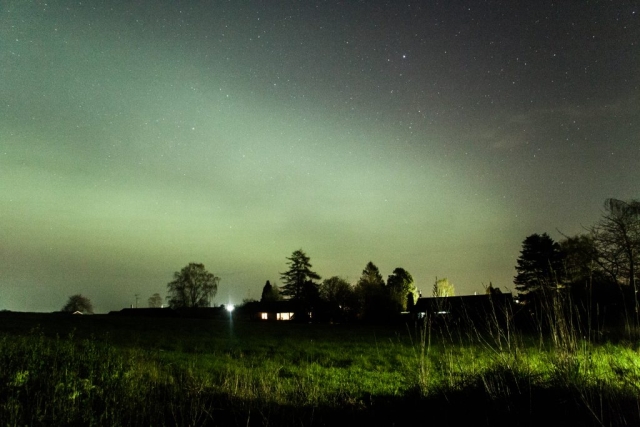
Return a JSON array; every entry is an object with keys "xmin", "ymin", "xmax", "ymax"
[
  {"xmin": 406, "ymin": 292, "xmax": 416, "ymax": 312},
  {"xmin": 320, "ymin": 276, "xmax": 354, "ymax": 305},
  {"xmin": 355, "ymin": 261, "xmax": 388, "ymax": 320},
  {"xmin": 485, "ymin": 282, "xmax": 503, "ymax": 295},
  {"xmin": 514, "ymin": 233, "xmax": 564, "ymax": 303},
  {"xmin": 559, "ymin": 234, "xmax": 600, "ymax": 287},
  {"xmin": 167, "ymin": 263, "xmax": 219, "ymax": 308},
  {"xmin": 280, "ymin": 249, "xmax": 321, "ymax": 301},
  {"xmin": 559, "ymin": 232, "xmax": 626, "ymax": 324},
  {"xmin": 386, "ymin": 267, "xmax": 416, "ymax": 311},
  {"xmin": 148, "ymin": 293, "xmax": 162, "ymax": 308},
  {"xmin": 62, "ymin": 294, "xmax": 93, "ymax": 314},
  {"xmin": 320, "ymin": 276, "xmax": 357, "ymax": 320},
  {"xmin": 260, "ymin": 280, "xmax": 280, "ymax": 302},
  {"xmin": 589, "ymin": 198, "xmax": 640, "ymax": 324},
  {"xmin": 357, "ymin": 261, "xmax": 384, "ymax": 290},
  {"xmin": 591, "ymin": 198, "xmax": 640, "ymax": 291}
]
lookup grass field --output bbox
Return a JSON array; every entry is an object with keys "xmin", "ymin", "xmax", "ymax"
[{"xmin": 1, "ymin": 311, "xmax": 639, "ymax": 426}]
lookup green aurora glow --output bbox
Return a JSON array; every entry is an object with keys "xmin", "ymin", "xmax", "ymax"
[{"xmin": 1, "ymin": 1, "xmax": 638, "ymax": 311}]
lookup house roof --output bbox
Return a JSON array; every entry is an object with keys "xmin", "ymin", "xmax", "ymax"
[
  {"xmin": 413, "ymin": 293, "xmax": 514, "ymax": 313},
  {"xmin": 254, "ymin": 300, "xmax": 298, "ymax": 313}
]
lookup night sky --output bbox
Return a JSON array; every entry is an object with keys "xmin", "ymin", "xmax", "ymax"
[{"xmin": 2, "ymin": 1, "xmax": 638, "ymax": 312}]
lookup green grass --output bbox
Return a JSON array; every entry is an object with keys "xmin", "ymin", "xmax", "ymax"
[{"xmin": 1, "ymin": 312, "xmax": 639, "ymax": 426}]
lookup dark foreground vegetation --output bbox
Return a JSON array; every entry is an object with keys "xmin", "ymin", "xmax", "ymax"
[{"xmin": 1, "ymin": 310, "xmax": 639, "ymax": 427}]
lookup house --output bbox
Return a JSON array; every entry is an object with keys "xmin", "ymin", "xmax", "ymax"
[
  {"xmin": 257, "ymin": 300, "xmax": 297, "ymax": 321},
  {"xmin": 411, "ymin": 293, "xmax": 514, "ymax": 327},
  {"xmin": 244, "ymin": 300, "xmax": 313, "ymax": 321}
]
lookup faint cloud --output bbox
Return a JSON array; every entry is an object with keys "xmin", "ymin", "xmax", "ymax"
[
  {"xmin": 475, "ymin": 114, "xmax": 534, "ymax": 150},
  {"xmin": 489, "ymin": 133, "xmax": 529, "ymax": 150},
  {"xmin": 481, "ymin": 94, "xmax": 638, "ymax": 151}
]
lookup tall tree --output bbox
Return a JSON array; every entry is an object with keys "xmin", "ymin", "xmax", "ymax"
[
  {"xmin": 559, "ymin": 233, "xmax": 623, "ymax": 326},
  {"xmin": 387, "ymin": 267, "xmax": 417, "ymax": 311},
  {"xmin": 591, "ymin": 198, "xmax": 640, "ymax": 291},
  {"xmin": 591, "ymin": 198, "xmax": 640, "ymax": 324},
  {"xmin": 320, "ymin": 276, "xmax": 357, "ymax": 320},
  {"xmin": 559, "ymin": 234, "xmax": 599, "ymax": 287},
  {"xmin": 148, "ymin": 293, "xmax": 163, "ymax": 308},
  {"xmin": 357, "ymin": 262, "xmax": 384, "ymax": 288},
  {"xmin": 167, "ymin": 263, "xmax": 219, "ymax": 308},
  {"xmin": 62, "ymin": 294, "xmax": 93, "ymax": 314},
  {"xmin": 280, "ymin": 249, "xmax": 321, "ymax": 301},
  {"xmin": 514, "ymin": 233, "xmax": 564, "ymax": 304},
  {"xmin": 432, "ymin": 278, "xmax": 455, "ymax": 297},
  {"xmin": 354, "ymin": 261, "xmax": 387, "ymax": 320},
  {"xmin": 260, "ymin": 280, "xmax": 280, "ymax": 302}
]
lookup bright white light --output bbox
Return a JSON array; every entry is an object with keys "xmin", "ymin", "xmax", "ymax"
[{"xmin": 226, "ymin": 304, "xmax": 235, "ymax": 312}]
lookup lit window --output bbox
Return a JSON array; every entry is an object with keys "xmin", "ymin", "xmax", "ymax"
[
  {"xmin": 277, "ymin": 312, "xmax": 293, "ymax": 321},
  {"xmin": 260, "ymin": 313, "xmax": 268, "ymax": 320}
]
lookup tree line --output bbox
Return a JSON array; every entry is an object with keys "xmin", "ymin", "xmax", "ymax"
[
  {"xmin": 258, "ymin": 250, "xmax": 422, "ymax": 322},
  {"xmin": 514, "ymin": 198, "xmax": 640, "ymax": 330},
  {"xmin": 60, "ymin": 197, "xmax": 638, "ymax": 326}
]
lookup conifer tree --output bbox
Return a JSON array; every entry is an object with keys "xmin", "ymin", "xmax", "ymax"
[
  {"xmin": 280, "ymin": 249, "xmax": 321, "ymax": 301},
  {"xmin": 514, "ymin": 233, "xmax": 563, "ymax": 304}
]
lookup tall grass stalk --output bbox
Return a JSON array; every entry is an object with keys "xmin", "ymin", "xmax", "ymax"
[{"xmin": 409, "ymin": 289, "xmax": 640, "ymax": 426}]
